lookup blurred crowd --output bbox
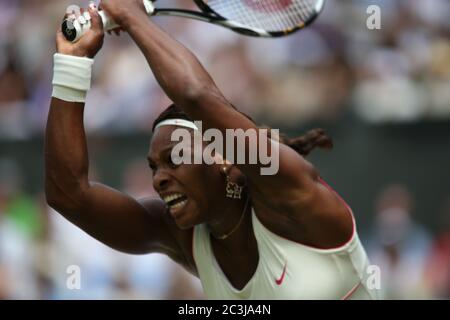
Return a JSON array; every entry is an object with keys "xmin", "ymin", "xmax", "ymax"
[
  {"xmin": 0, "ymin": 0, "xmax": 449, "ymax": 140},
  {"xmin": 1, "ymin": 0, "xmax": 450, "ymax": 299},
  {"xmin": 367, "ymin": 185, "xmax": 450, "ymax": 299}
]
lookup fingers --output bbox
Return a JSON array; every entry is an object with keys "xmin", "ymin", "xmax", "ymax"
[
  {"xmin": 55, "ymin": 29, "xmax": 65, "ymax": 48},
  {"xmin": 56, "ymin": 29, "xmax": 65, "ymax": 41},
  {"xmin": 88, "ymin": 5, "xmax": 104, "ymax": 33},
  {"xmin": 113, "ymin": 27, "xmax": 122, "ymax": 36},
  {"xmin": 64, "ymin": 5, "xmax": 80, "ymax": 21},
  {"xmin": 55, "ymin": 29, "xmax": 74, "ymax": 55},
  {"xmin": 79, "ymin": 7, "xmax": 88, "ymax": 25},
  {"xmin": 107, "ymin": 27, "xmax": 122, "ymax": 36}
]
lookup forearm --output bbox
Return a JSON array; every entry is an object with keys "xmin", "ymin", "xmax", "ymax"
[
  {"xmin": 46, "ymin": 14, "xmax": 102, "ymax": 210},
  {"xmin": 45, "ymin": 98, "xmax": 89, "ymax": 212},
  {"xmin": 124, "ymin": 13, "xmax": 221, "ymax": 107}
]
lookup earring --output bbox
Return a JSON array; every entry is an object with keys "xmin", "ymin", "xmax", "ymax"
[{"xmin": 225, "ymin": 175, "xmax": 243, "ymax": 199}]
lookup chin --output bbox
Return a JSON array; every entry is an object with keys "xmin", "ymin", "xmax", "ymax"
[
  {"xmin": 175, "ymin": 217, "xmax": 196, "ymax": 230},
  {"xmin": 171, "ymin": 200, "xmax": 202, "ymax": 230},
  {"xmin": 175, "ymin": 210, "xmax": 203, "ymax": 230}
]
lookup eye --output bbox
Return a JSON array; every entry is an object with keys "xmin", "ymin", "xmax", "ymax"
[{"xmin": 148, "ymin": 162, "xmax": 157, "ymax": 174}]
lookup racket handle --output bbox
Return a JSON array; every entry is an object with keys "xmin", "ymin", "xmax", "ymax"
[{"xmin": 62, "ymin": 0, "xmax": 154, "ymax": 43}]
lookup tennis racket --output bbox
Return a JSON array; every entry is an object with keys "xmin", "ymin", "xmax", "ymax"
[{"xmin": 62, "ymin": 0, "xmax": 326, "ymax": 42}]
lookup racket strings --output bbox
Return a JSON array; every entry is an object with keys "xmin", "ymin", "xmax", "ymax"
[
  {"xmin": 252, "ymin": 1, "xmax": 311, "ymax": 30},
  {"xmin": 205, "ymin": 0, "xmax": 321, "ymax": 32}
]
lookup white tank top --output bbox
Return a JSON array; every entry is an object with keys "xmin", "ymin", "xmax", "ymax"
[{"xmin": 192, "ymin": 208, "xmax": 379, "ymax": 300}]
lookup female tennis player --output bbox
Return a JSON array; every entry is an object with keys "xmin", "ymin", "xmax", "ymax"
[{"xmin": 45, "ymin": 0, "xmax": 378, "ymax": 299}]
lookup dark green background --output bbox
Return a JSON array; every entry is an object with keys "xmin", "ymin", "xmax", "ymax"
[{"xmin": 2, "ymin": 117, "xmax": 449, "ymax": 235}]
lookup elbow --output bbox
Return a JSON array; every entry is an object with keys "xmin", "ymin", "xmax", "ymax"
[
  {"xmin": 45, "ymin": 178, "xmax": 61, "ymax": 210},
  {"xmin": 45, "ymin": 189, "xmax": 83, "ymax": 216},
  {"xmin": 178, "ymin": 83, "xmax": 225, "ymax": 110},
  {"xmin": 183, "ymin": 84, "xmax": 207, "ymax": 103},
  {"xmin": 45, "ymin": 183, "xmax": 70, "ymax": 213},
  {"xmin": 45, "ymin": 176, "xmax": 86, "ymax": 214},
  {"xmin": 176, "ymin": 85, "xmax": 204, "ymax": 108},
  {"xmin": 46, "ymin": 197, "xmax": 66, "ymax": 214}
]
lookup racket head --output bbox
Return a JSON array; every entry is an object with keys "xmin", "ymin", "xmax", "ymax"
[{"xmin": 194, "ymin": 0, "xmax": 325, "ymax": 37}]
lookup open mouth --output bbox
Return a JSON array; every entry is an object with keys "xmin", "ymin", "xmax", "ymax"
[{"xmin": 163, "ymin": 193, "xmax": 188, "ymax": 210}]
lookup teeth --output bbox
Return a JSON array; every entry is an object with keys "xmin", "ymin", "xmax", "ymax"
[
  {"xmin": 170, "ymin": 199, "xmax": 187, "ymax": 209},
  {"xmin": 162, "ymin": 193, "xmax": 184, "ymax": 204}
]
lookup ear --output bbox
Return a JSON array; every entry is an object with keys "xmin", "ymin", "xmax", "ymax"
[
  {"xmin": 223, "ymin": 165, "xmax": 247, "ymax": 187},
  {"xmin": 220, "ymin": 162, "xmax": 232, "ymax": 177},
  {"xmin": 215, "ymin": 153, "xmax": 231, "ymax": 175}
]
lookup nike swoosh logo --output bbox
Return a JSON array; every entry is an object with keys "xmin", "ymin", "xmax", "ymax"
[{"xmin": 275, "ymin": 262, "xmax": 287, "ymax": 285}]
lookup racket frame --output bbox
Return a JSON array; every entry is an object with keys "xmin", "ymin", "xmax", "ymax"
[
  {"xmin": 191, "ymin": 0, "xmax": 326, "ymax": 37},
  {"xmin": 62, "ymin": 0, "xmax": 326, "ymax": 42}
]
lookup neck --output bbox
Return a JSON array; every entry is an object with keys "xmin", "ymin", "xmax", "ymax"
[{"xmin": 207, "ymin": 196, "xmax": 251, "ymax": 246}]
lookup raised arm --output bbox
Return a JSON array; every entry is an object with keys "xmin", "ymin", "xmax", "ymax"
[
  {"xmin": 45, "ymin": 7, "xmax": 187, "ymax": 262},
  {"xmin": 99, "ymin": 1, "xmax": 306, "ymax": 186},
  {"xmin": 100, "ymin": 0, "xmax": 353, "ymax": 248}
]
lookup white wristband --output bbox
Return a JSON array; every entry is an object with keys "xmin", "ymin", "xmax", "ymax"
[{"xmin": 52, "ymin": 53, "xmax": 94, "ymax": 103}]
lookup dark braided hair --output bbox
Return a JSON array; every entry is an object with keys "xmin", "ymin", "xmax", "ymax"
[{"xmin": 152, "ymin": 104, "xmax": 333, "ymax": 157}]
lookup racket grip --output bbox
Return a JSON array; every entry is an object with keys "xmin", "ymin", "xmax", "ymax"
[
  {"xmin": 62, "ymin": 0, "xmax": 154, "ymax": 43},
  {"xmin": 61, "ymin": 10, "xmax": 118, "ymax": 43}
]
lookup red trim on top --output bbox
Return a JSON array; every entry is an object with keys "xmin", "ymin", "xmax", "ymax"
[
  {"xmin": 341, "ymin": 281, "xmax": 362, "ymax": 300},
  {"xmin": 315, "ymin": 177, "xmax": 356, "ymax": 249}
]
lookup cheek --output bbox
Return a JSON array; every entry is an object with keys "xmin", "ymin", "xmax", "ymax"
[
  {"xmin": 201, "ymin": 165, "xmax": 225, "ymax": 193},
  {"xmin": 184, "ymin": 165, "xmax": 223, "ymax": 212},
  {"xmin": 184, "ymin": 164, "xmax": 222, "ymax": 191}
]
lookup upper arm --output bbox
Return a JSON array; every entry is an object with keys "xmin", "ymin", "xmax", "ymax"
[
  {"xmin": 180, "ymin": 90, "xmax": 317, "ymax": 208},
  {"xmin": 55, "ymin": 181, "xmax": 184, "ymax": 258}
]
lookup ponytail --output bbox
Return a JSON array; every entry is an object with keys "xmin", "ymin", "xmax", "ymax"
[
  {"xmin": 265, "ymin": 127, "xmax": 333, "ymax": 157},
  {"xmin": 279, "ymin": 128, "xmax": 333, "ymax": 156}
]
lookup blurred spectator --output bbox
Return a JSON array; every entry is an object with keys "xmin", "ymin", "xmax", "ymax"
[
  {"xmin": 0, "ymin": 57, "xmax": 29, "ymax": 139},
  {"xmin": 164, "ymin": 263, "xmax": 204, "ymax": 300},
  {"xmin": 424, "ymin": 199, "xmax": 450, "ymax": 299},
  {"xmin": 367, "ymin": 184, "xmax": 432, "ymax": 299},
  {"xmin": 0, "ymin": 158, "xmax": 40, "ymax": 298}
]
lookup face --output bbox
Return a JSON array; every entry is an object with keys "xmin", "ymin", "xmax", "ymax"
[{"xmin": 147, "ymin": 126, "xmax": 226, "ymax": 229}]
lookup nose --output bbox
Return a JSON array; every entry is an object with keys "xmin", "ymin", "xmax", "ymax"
[{"xmin": 152, "ymin": 169, "xmax": 171, "ymax": 192}]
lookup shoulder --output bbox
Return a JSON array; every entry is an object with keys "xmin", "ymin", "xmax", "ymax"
[{"xmin": 251, "ymin": 177, "xmax": 354, "ymax": 249}]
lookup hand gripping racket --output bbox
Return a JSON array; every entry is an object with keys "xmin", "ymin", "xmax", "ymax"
[{"xmin": 62, "ymin": 0, "xmax": 326, "ymax": 42}]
